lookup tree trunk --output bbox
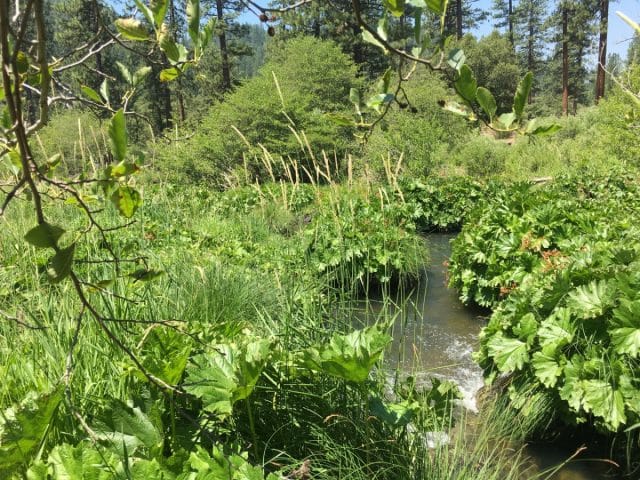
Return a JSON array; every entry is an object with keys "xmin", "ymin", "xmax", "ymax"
[
  {"xmin": 216, "ymin": 0, "xmax": 231, "ymax": 92},
  {"xmin": 595, "ymin": 0, "xmax": 609, "ymax": 103},
  {"xmin": 456, "ymin": 0, "xmax": 463, "ymax": 39},
  {"xmin": 508, "ymin": 0, "xmax": 513, "ymax": 47},
  {"xmin": 562, "ymin": 4, "xmax": 569, "ymax": 116}
]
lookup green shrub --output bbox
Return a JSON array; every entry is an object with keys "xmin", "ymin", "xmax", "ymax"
[
  {"xmin": 157, "ymin": 36, "xmax": 360, "ymax": 186},
  {"xmin": 33, "ymin": 110, "xmax": 109, "ymax": 175},
  {"xmin": 362, "ymin": 69, "xmax": 469, "ymax": 178},
  {"xmin": 450, "ymin": 136, "xmax": 509, "ymax": 178}
]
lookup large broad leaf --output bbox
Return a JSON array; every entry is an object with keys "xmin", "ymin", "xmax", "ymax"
[
  {"xmin": 109, "ymin": 109, "xmax": 127, "ymax": 162},
  {"xmin": 454, "ymin": 64, "xmax": 477, "ymax": 103},
  {"xmin": 426, "ymin": 0, "xmax": 448, "ymax": 16},
  {"xmin": 532, "ymin": 349, "xmax": 563, "ymax": 388},
  {"xmin": 582, "ymin": 380, "xmax": 627, "ymax": 430},
  {"xmin": 369, "ymin": 395, "xmax": 419, "ymax": 428},
  {"xmin": 80, "ymin": 85, "xmax": 103, "ymax": 104},
  {"xmin": 184, "ymin": 339, "xmax": 273, "ymax": 419},
  {"xmin": 115, "ymin": 18, "xmax": 148, "ymax": 41},
  {"xmin": 111, "ymin": 186, "xmax": 142, "ymax": 218},
  {"xmin": 48, "ymin": 243, "xmax": 75, "ymax": 284},
  {"xmin": 476, "ymin": 87, "xmax": 497, "ymax": 121},
  {"xmin": 149, "ymin": 0, "xmax": 169, "ymax": 27},
  {"xmin": 181, "ymin": 446, "xmax": 276, "ymax": 480},
  {"xmin": 24, "ymin": 222, "xmax": 64, "ymax": 248},
  {"xmin": 93, "ymin": 399, "xmax": 164, "ymax": 458},
  {"xmin": 300, "ymin": 326, "xmax": 391, "ymax": 382},
  {"xmin": 362, "ymin": 17, "xmax": 388, "ymax": 51},
  {"xmin": 486, "ymin": 333, "xmax": 528, "ymax": 373},
  {"xmin": 40, "ymin": 442, "xmax": 114, "ymax": 480},
  {"xmin": 567, "ymin": 280, "xmax": 615, "ymax": 319},
  {"xmin": 610, "ymin": 298, "xmax": 640, "ymax": 357},
  {"xmin": 186, "ymin": 0, "xmax": 200, "ymax": 44},
  {"xmin": 538, "ymin": 307, "xmax": 575, "ymax": 351},
  {"xmin": 158, "ymin": 24, "xmax": 180, "ymax": 62},
  {"xmin": 383, "ymin": 0, "xmax": 405, "ymax": 17},
  {"xmin": 447, "ymin": 48, "xmax": 466, "ymax": 72},
  {"xmin": 139, "ymin": 328, "xmax": 192, "ymax": 385},
  {"xmin": 512, "ymin": 312, "xmax": 538, "ymax": 346},
  {"xmin": 513, "ymin": 72, "xmax": 533, "ymax": 120},
  {"xmin": 0, "ymin": 386, "xmax": 64, "ymax": 474}
]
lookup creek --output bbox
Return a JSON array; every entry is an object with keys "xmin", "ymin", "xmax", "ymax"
[{"xmin": 358, "ymin": 234, "xmax": 619, "ymax": 480}]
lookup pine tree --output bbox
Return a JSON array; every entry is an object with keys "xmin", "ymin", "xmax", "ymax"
[
  {"xmin": 512, "ymin": 0, "xmax": 547, "ymax": 99},
  {"xmin": 492, "ymin": 0, "xmax": 515, "ymax": 46},
  {"xmin": 594, "ymin": 0, "xmax": 609, "ymax": 103}
]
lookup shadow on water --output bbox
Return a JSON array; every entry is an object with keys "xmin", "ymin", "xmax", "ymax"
[{"xmin": 357, "ymin": 233, "xmax": 622, "ymax": 480}]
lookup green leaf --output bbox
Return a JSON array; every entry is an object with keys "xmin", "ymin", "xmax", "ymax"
[
  {"xmin": 128, "ymin": 268, "xmax": 164, "ymax": 282},
  {"xmin": 149, "ymin": 0, "xmax": 169, "ymax": 27},
  {"xmin": 100, "ymin": 79, "xmax": 110, "ymax": 105},
  {"xmin": 486, "ymin": 333, "xmax": 528, "ymax": 373},
  {"xmin": 159, "ymin": 67, "xmax": 181, "ymax": 82},
  {"xmin": 532, "ymin": 350, "xmax": 563, "ymax": 388},
  {"xmin": 362, "ymin": 17, "xmax": 388, "ymax": 51},
  {"xmin": 16, "ymin": 51, "xmax": 29, "ymax": 74},
  {"xmin": 567, "ymin": 280, "xmax": 615, "ymax": 319},
  {"xmin": 454, "ymin": 64, "xmax": 477, "ymax": 103},
  {"xmin": 80, "ymin": 85, "xmax": 103, "ymax": 104},
  {"xmin": 48, "ymin": 244, "xmax": 75, "ymax": 283},
  {"xmin": 447, "ymin": 48, "xmax": 466, "ymax": 72},
  {"xmin": 349, "ymin": 87, "xmax": 362, "ymax": 112},
  {"xmin": 369, "ymin": 395, "xmax": 419, "ymax": 427},
  {"xmin": 384, "ymin": 0, "xmax": 405, "ymax": 17},
  {"xmin": 377, "ymin": 67, "xmax": 393, "ymax": 94},
  {"xmin": 512, "ymin": 312, "xmax": 538, "ymax": 346},
  {"xmin": 158, "ymin": 24, "xmax": 180, "ymax": 62},
  {"xmin": 325, "ymin": 113, "xmax": 356, "ymax": 127},
  {"xmin": 133, "ymin": 66, "xmax": 152, "ymax": 86},
  {"xmin": 525, "ymin": 119, "xmax": 562, "ymax": 136},
  {"xmin": 611, "ymin": 299, "xmax": 640, "ymax": 357},
  {"xmin": 582, "ymin": 380, "xmax": 627, "ymax": 430},
  {"xmin": 476, "ymin": 87, "xmax": 497, "ymax": 121},
  {"xmin": 134, "ymin": 0, "xmax": 155, "ymax": 27},
  {"xmin": 498, "ymin": 112, "xmax": 516, "ymax": 129},
  {"xmin": 105, "ymin": 161, "xmax": 139, "ymax": 178},
  {"xmin": 426, "ymin": 0, "xmax": 448, "ymax": 15},
  {"xmin": 24, "ymin": 223, "xmax": 64, "ymax": 248},
  {"xmin": 413, "ymin": 7, "xmax": 422, "ymax": 43},
  {"xmin": 111, "ymin": 186, "xmax": 142, "ymax": 218},
  {"xmin": 140, "ymin": 328, "xmax": 192, "ymax": 385},
  {"xmin": 617, "ymin": 11, "xmax": 640, "ymax": 34},
  {"xmin": 0, "ymin": 386, "xmax": 64, "ymax": 475},
  {"xmin": 109, "ymin": 109, "xmax": 127, "ymax": 162},
  {"xmin": 94, "ymin": 399, "xmax": 163, "ymax": 456},
  {"xmin": 184, "ymin": 339, "xmax": 273, "ymax": 419},
  {"xmin": 366, "ymin": 93, "xmax": 394, "ymax": 113},
  {"xmin": 115, "ymin": 18, "xmax": 149, "ymax": 41},
  {"xmin": 187, "ymin": 0, "xmax": 201, "ymax": 44},
  {"xmin": 513, "ymin": 72, "xmax": 533, "ymax": 120},
  {"xmin": 116, "ymin": 61, "xmax": 133, "ymax": 85},
  {"xmin": 300, "ymin": 326, "xmax": 391, "ymax": 382},
  {"xmin": 538, "ymin": 308, "xmax": 575, "ymax": 351}
]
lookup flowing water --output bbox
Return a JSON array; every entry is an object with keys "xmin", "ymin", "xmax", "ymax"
[{"xmin": 358, "ymin": 234, "xmax": 621, "ymax": 480}]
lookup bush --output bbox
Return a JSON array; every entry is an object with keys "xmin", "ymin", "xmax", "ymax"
[
  {"xmin": 157, "ymin": 36, "xmax": 360, "ymax": 186},
  {"xmin": 33, "ymin": 110, "xmax": 109, "ymax": 175},
  {"xmin": 361, "ymin": 69, "xmax": 470, "ymax": 178}
]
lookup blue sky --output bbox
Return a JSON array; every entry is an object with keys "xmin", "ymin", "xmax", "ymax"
[{"xmin": 240, "ymin": 0, "xmax": 640, "ymax": 60}]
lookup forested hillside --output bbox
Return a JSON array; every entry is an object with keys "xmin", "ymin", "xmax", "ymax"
[{"xmin": 0, "ymin": 1, "xmax": 639, "ymax": 479}]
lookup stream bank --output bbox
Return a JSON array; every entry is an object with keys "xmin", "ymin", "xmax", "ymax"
[{"xmin": 359, "ymin": 233, "xmax": 621, "ymax": 480}]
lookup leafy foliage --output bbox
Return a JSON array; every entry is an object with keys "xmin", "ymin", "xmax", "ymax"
[{"xmin": 449, "ymin": 173, "xmax": 640, "ymax": 434}]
